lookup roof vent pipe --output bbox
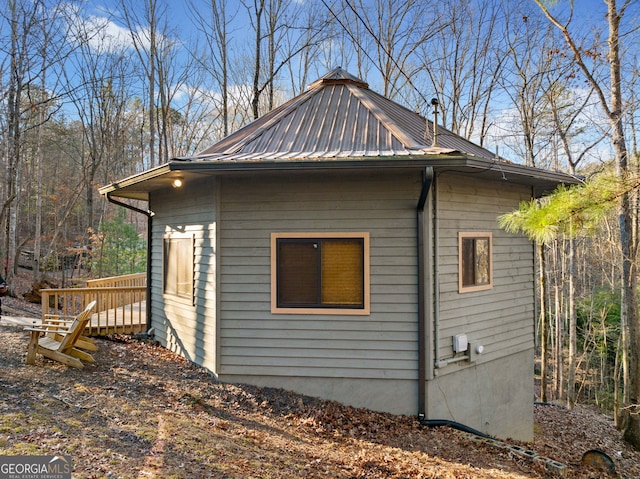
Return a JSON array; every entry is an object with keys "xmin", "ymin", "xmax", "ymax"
[{"xmin": 430, "ymin": 98, "xmax": 440, "ymax": 147}]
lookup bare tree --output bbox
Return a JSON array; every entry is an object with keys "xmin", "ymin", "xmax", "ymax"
[
  {"xmin": 283, "ymin": 3, "xmax": 331, "ymax": 95},
  {"xmin": 63, "ymin": 10, "xmax": 136, "ymax": 237},
  {"xmin": 121, "ymin": 0, "xmax": 172, "ymax": 166},
  {"xmin": 340, "ymin": 0, "xmax": 432, "ymax": 100},
  {"xmin": 189, "ymin": 0, "xmax": 237, "ymax": 138},
  {"xmin": 3, "ymin": 0, "xmax": 30, "ymax": 284},
  {"xmin": 498, "ymin": 1, "xmax": 565, "ymax": 168},
  {"xmin": 322, "ymin": 0, "xmax": 372, "ymax": 82},
  {"xmin": 0, "ymin": 0, "xmax": 74, "ymax": 283},
  {"xmin": 543, "ymin": 81, "xmax": 607, "ymax": 409},
  {"xmin": 419, "ymin": 0, "xmax": 504, "ymax": 144},
  {"xmin": 32, "ymin": 5, "xmax": 68, "ymax": 281},
  {"xmin": 313, "ymin": 5, "xmax": 356, "ymax": 82},
  {"xmin": 243, "ymin": 0, "xmax": 328, "ymax": 119},
  {"xmin": 534, "ymin": 0, "xmax": 640, "ymax": 448}
]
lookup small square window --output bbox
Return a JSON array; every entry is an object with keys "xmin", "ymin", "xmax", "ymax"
[
  {"xmin": 163, "ymin": 235, "xmax": 194, "ymax": 302},
  {"xmin": 271, "ymin": 232, "xmax": 370, "ymax": 315},
  {"xmin": 459, "ymin": 232, "xmax": 492, "ymax": 293}
]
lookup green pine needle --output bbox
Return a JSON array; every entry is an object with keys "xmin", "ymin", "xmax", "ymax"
[{"xmin": 499, "ymin": 172, "xmax": 636, "ymax": 242}]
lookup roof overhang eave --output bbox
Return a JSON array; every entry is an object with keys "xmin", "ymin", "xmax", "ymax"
[
  {"xmin": 99, "ymin": 155, "xmax": 581, "ymax": 201},
  {"xmin": 98, "ymin": 163, "xmax": 182, "ymax": 201}
]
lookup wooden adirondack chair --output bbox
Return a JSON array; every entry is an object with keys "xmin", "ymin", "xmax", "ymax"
[
  {"xmin": 41, "ymin": 314, "xmax": 99, "ymax": 352},
  {"xmin": 25, "ymin": 301, "xmax": 97, "ymax": 368}
]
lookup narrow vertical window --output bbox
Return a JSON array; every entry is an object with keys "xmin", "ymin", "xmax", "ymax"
[
  {"xmin": 459, "ymin": 232, "xmax": 492, "ymax": 293},
  {"xmin": 163, "ymin": 235, "xmax": 194, "ymax": 302},
  {"xmin": 271, "ymin": 233, "xmax": 370, "ymax": 315}
]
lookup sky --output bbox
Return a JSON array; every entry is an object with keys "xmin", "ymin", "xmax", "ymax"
[
  {"xmin": 79, "ymin": 0, "xmax": 633, "ymax": 100},
  {"xmin": 2, "ymin": 0, "xmax": 634, "ymax": 166},
  {"xmin": 72, "ymin": 0, "xmax": 629, "ymax": 164}
]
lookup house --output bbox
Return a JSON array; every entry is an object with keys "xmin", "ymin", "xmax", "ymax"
[{"xmin": 99, "ymin": 68, "xmax": 577, "ymax": 441}]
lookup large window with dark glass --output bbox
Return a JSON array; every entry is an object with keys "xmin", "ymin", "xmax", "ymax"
[
  {"xmin": 459, "ymin": 232, "xmax": 492, "ymax": 293},
  {"xmin": 271, "ymin": 233, "xmax": 370, "ymax": 314}
]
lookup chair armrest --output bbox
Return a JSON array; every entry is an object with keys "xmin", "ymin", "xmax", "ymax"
[
  {"xmin": 43, "ymin": 315, "xmax": 75, "ymax": 321},
  {"xmin": 43, "ymin": 318, "xmax": 73, "ymax": 325},
  {"xmin": 24, "ymin": 326, "xmax": 70, "ymax": 335}
]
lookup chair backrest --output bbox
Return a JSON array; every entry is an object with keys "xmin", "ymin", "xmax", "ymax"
[{"xmin": 58, "ymin": 300, "xmax": 97, "ymax": 352}]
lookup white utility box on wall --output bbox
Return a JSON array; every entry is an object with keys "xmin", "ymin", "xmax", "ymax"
[{"xmin": 453, "ymin": 334, "xmax": 468, "ymax": 353}]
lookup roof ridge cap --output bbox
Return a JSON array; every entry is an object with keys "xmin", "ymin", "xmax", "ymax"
[{"xmin": 307, "ymin": 67, "xmax": 368, "ymax": 90}]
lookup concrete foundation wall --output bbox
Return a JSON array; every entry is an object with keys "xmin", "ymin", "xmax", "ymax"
[
  {"xmin": 219, "ymin": 374, "xmax": 418, "ymax": 415},
  {"xmin": 425, "ymin": 348, "xmax": 534, "ymax": 441}
]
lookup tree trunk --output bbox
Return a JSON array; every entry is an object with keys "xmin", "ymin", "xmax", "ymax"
[
  {"xmin": 34, "ymin": 85, "xmax": 44, "ymax": 283},
  {"xmin": 555, "ymin": 281, "xmax": 564, "ymax": 400},
  {"xmin": 538, "ymin": 244, "xmax": 548, "ymax": 402},
  {"xmin": 606, "ymin": 1, "xmax": 640, "ymax": 448},
  {"xmin": 251, "ymin": 0, "xmax": 264, "ymax": 119},
  {"xmin": 621, "ymin": 192, "xmax": 640, "ymax": 445},
  {"xmin": 148, "ymin": 0, "xmax": 157, "ymax": 168},
  {"xmin": 567, "ymin": 236, "xmax": 577, "ymax": 409},
  {"xmin": 534, "ymin": 0, "xmax": 640, "ymax": 449},
  {"xmin": 5, "ymin": 0, "xmax": 21, "ymax": 285}
]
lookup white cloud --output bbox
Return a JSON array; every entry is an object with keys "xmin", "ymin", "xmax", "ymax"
[
  {"xmin": 86, "ymin": 15, "xmax": 137, "ymax": 52},
  {"xmin": 63, "ymin": 2, "xmax": 150, "ymax": 55}
]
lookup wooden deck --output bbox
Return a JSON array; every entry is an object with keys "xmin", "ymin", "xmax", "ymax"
[
  {"xmin": 40, "ymin": 273, "xmax": 148, "ymax": 336},
  {"xmin": 2, "ymin": 302, "xmax": 147, "ymax": 336},
  {"xmin": 72, "ymin": 301, "xmax": 146, "ymax": 336}
]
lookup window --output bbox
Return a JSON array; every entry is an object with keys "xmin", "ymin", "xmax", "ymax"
[
  {"xmin": 163, "ymin": 234, "xmax": 194, "ymax": 302},
  {"xmin": 271, "ymin": 232, "xmax": 370, "ymax": 315},
  {"xmin": 459, "ymin": 232, "xmax": 492, "ymax": 293}
]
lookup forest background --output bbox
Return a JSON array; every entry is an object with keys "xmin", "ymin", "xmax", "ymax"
[{"xmin": 2, "ymin": 0, "xmax": 640, "ymax": 447}]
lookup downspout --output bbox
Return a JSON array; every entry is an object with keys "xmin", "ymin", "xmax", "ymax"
[
  {"xmin": 106, "ymin": 193, "xmax": 154, "ymax": 332},
  {"xmin": 417, "ymin": 167, "xmax": 434, "ymax": 419},
  {"xmin": 417, "ymin": 173, "xmax": 497, "ymax": 441},
  {"xmin": 432, "ymin": 175, "xmax": 442, "ymax": 370}
]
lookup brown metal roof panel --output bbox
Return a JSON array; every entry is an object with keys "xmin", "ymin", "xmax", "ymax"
[
  {"xmin": 286, "ymin": 91, "xmax": 324, "ymax": 152},
  {"xmin": 340, "ymin": 90, "xmax": 361, "ymax": 153},
  {"xmin": 267, "ymin": 110, "xmax": 297, "ymax": 152},
  {"xmin": 283, "ymin": 86, "xmax": 346, "ymax": 154},
  {"xmin": 373, "ymin": 95, "xmax": 425, "ymax": 138},
  {"xmin": 251, "ymin": 111, "xmax": 293, "ymax": 152},
  {"xmin": 210, "ymin": 84, "xmax": 413, "ymax": 160},
  {"xmin": 364, "ymin": 89, "xmax": 497, "ymax": 160},
  {"xmin": 316, "ymin": 87, "xmax": 345, "ymax": 151},
  {"xmin": 313, "ymin": 86, "xmax": 357, "ymax": 152},
  {"xmin": 291, "ymin": 98, "xmax": 319, "ymax": 149},
  {"xmin": 347, "ymin": 84, "xmax": 423, "ymax": 150},
  {"xmin": 191, "ymin": 69, "xmax": 495, "ymax": 162},
  {"xmin": 198, "ymin": 88, "xmax": 317, "ymax": 155},
  {"xmin": 303, "ymin": 89, "xmax": 331, "ymax": 152}
]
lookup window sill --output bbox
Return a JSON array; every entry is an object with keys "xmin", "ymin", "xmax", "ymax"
[
  {"xmin": 458, "ymin": 284, "xmax": 493, "ymax": 294},
  {"xmin": 271, "ymin": 306, "xmax": 370, "ymax": 315}
]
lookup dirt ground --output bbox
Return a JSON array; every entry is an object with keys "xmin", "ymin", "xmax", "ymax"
[{"xmin": 1, "ymin": 298, "xmax": 639, "ymax": 478}]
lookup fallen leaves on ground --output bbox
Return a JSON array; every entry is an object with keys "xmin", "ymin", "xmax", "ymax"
[{"xmin": 1, "ymin": 323, "xmax": 639, "ymax": 479}]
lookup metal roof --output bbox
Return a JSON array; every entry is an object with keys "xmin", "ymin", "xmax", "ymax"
[
  {"xmin": 189, "ymin": 67, "xmax": 495, "ymax": 162},
  {"xmin": 100, "ymin": 67, "xmax": 580, "ymax": 200}
]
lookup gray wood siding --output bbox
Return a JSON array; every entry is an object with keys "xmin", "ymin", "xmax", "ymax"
[
  {"xmin": 219, "ymin": 170, "xmax": 422, "ymax": 380},
  {"xmin": 435, "ymin": 173, "xmax": 534, "ymax": 367},
  {"xmin": 149, "ymin": 177, "xmax": 218, "ymax": 372}
]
